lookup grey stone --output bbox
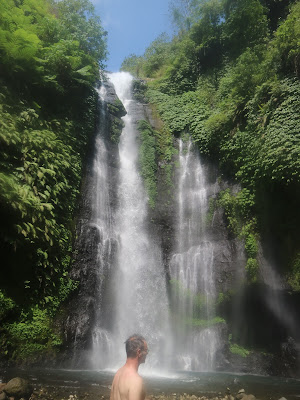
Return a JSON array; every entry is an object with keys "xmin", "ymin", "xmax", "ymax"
[{"xmin": 3, "ymin": 378, "xmax": 32, "ymax": 400}]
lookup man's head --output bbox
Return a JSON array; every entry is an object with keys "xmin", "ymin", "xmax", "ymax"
[{"xmin": 125, "ymin": 334, "xmax": 148, "ymax": 364}]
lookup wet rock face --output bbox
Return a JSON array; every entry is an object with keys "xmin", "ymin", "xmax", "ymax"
[{"xmin": 102, "ymin": 80, "xmax": 126, "ymax": 144}]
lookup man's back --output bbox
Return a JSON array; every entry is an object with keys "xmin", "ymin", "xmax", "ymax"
[{"xmin": 110, "ymin": 365, "xmax": 145, "ymax": 400}]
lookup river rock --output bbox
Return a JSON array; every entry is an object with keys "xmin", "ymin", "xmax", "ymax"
[
  {"xmin": 236, "ymin": 391, "xmax": 246, "ymax": 400},
  {"xmin": 242, "ymin": 395, "xmax": 256, "ymax": 400},
  {"xmin": 3, "ymin": 378, "xmax": 32, "ymax": 400}
]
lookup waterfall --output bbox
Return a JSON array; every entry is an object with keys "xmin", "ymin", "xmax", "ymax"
[
  {"xmin": 169, "ymin": 139, "xmax": 220, "ymax": 371},
  {"xmin": 69, "ymin": 69, "xmax": 299, "ymax": 377},
  {"xmin": 91, "ymin": 72, "xmax": 171, "ymax": 371}
]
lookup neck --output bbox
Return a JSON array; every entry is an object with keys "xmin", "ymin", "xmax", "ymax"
[{"xmin": 125, "ymin": 357, "xmax": 140, "ymax": 371}]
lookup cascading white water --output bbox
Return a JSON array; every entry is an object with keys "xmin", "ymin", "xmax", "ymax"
[
  {"xmin": 90, "ymin": 85, "xmax": 118, "ymax": 368},
  {"xmin": 92, "ymin": 72, "xmax": 171, "ymax": 372},
  {"xmin": 169, "ymin": 139, "xmax": 219, "ymax": 371}
]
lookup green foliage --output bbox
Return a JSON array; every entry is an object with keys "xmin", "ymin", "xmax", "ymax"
[
  {"xmin": 121, "ymin": 54, "xmax": 144, "ymax": 77},
  {"xmin": 0, "ymin": 0, "xmax": 107, "ymax": 362},
  {"xmin": 222, "ymin": 0, "xmax": 269, "ymax": 59},
  {"xmin": 217, "ymin": 189, "xmax": 241, "ymax": 235},
  {"xmin": 107, "ymin": 98, "xmax": 126, "ymax": 143},
  {"xmin": 217, "ymin": 189, "xmax": 259, "ymax": 281},
  {"xmin": 0, "ymin": 0, "xmax": 107, "ymax": 90},
  {"xmin": 228, "ymin": 333, "xmax": 251, "ymax": 357},
  {"xmin": 132, "ymin": 79, "xmax": 147, "ymax": 102},
  {"xmin": 230, "ymin": 343, "xmax": 251, "ymax": 357},
  {"xmin": 206, "ymin": 196, "xmax": 216, "ymax": 224},
  {"xmin": 245, "ymin": 258, "xmax": 259, "ymax": 283},
  {"xmin": 109, "ymin": 116, "xmax": 125, "ymax": 143},
  {"xmin": 0, "ymin": 291, "xmax": 15, "ymax": 320},
  {"xmin": 147, "ymin": 88, "xmax": 211, "ymax": 140},
  {"xmin": 137, "ymin": 116, "xmax": 176, "ymax": 208},
  {"xmin": 138, "ymin": 120, "xmax": 158, "ymax": 209},
  {"xmin": 143, "ymin": 33, "xmax": 173, "ymax": 78},
  {"xmin": 245, "ymin": 233, "xmax": 258, "ymax": 259},
  {"xmin": 287, "ymin": 253, "xmax": 300, "ymax": 291},
  {"xmin": 3, "ymin": 306, "xmax": 62, "ymax": 361},
  {"xmin": 169, "ymin": 0, "xmax": 199, "ymax": 33},
  {"xmin": 216, "ymin": 290, "xmax": 234, "ymax": 305},
  {"xmin": 55, "ymin": 0, "xmax": 107, "ymax": 66},
  {"xmin": 271, "ymin": 2, "xmax": 300, "ymax": 76},
  {"xmin": 222, "ymin": 77, "xmax": 300, "ymax": 187}
]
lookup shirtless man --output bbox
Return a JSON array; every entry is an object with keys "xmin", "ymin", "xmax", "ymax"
[{"xmin": 110, "ymin": 334, "xmax": 148, "ymax": 400}]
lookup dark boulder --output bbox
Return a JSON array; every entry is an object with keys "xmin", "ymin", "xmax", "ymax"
[
  {"xmin": 0, "ymin": 390, "xmax": 7, "ymax": 400},
  {"xmin": 3, "ymin": 377, "xmax": 32, "ymax": 400}
]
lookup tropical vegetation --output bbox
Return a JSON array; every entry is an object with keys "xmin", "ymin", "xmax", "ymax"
[{"xmin": 0, "ymin": 0, "xmax": 107, "ymax": 362}]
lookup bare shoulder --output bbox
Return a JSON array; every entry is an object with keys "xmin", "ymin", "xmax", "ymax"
[
  {"xmin": 125, "ymin": 372, "xmax": 143, "ymax": 386},
  {"xmin": 127, "ymin": 374, "xmax": 145, "ymax": 400},
  {"xmin": 111, "ymin": 367, "xmax": 145, "ymax": 400}
]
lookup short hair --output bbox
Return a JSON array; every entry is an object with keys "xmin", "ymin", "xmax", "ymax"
[{"xmin": 125, "ymin": 334, "xmax": 146, "ymax": 358}]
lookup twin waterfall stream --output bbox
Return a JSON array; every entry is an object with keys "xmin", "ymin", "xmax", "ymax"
[
  {"xmin": 88, "ymin": 72, "xmax": 219, "ymax": 372},
  {"xmin": 72, "ymin": 71, "xmax": 298, "ymax": 375}
]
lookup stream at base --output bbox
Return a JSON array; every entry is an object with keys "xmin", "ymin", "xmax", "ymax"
[{"xmin": 1, "ymin": 369, "xmax": 300, "ymax": 400}]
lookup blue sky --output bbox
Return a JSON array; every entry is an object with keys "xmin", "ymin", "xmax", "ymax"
[{"xmin": 92, "ymin": 0, "xmax": 173, "ymax": 72}]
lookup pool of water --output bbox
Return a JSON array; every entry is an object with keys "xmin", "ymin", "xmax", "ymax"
[{"xmin": 1, "ymin": 368, "xmax": 300, "ymax": 400}]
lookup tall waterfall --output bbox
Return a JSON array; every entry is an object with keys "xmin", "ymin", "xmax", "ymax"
[
  {"xmin": 70, "ymin": 72, "xmax": 299, "ymax": 377},
  {"xmin": 92, "ymin": 72, "xmax": 171, "ymax": 371},
  {"xmin": 169, "ymin": 139, "xmax": 220, "ymax": 371}
]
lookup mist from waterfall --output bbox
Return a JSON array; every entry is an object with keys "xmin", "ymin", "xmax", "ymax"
[
  {"xmin": 92, "ymin": 72, "xmax": 171, "ymax": 372},
  {"xmin": 259, "ymin": 252, "xmax": 300, "ymax": 352},
  {"xmin": 169, "ymin": 139, "xmax": 220, "ymax": 371}
]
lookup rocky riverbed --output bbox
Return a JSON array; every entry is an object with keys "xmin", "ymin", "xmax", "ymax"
[{"xmin": 0, "ymin": 377, "xmax": 291, "ymax": 400}]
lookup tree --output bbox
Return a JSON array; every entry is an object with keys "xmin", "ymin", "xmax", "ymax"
[
  {"xmin": 143, "ymin": 33, "xmax": 172, "ymax": 77},
  {"xmin": 54, "ymin": 0, "xmax": 107, "ymax": 68},
  {"xmin": 121, "ymin": 54, "xmax": 144, "ymax": 77},
  {"xmin": 222, "ymin": 0, "xmax": 269, "ymax": 59},
  {"xmin": 169, "ymin": 0, "xmax": 201, "ymax": 33}
]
